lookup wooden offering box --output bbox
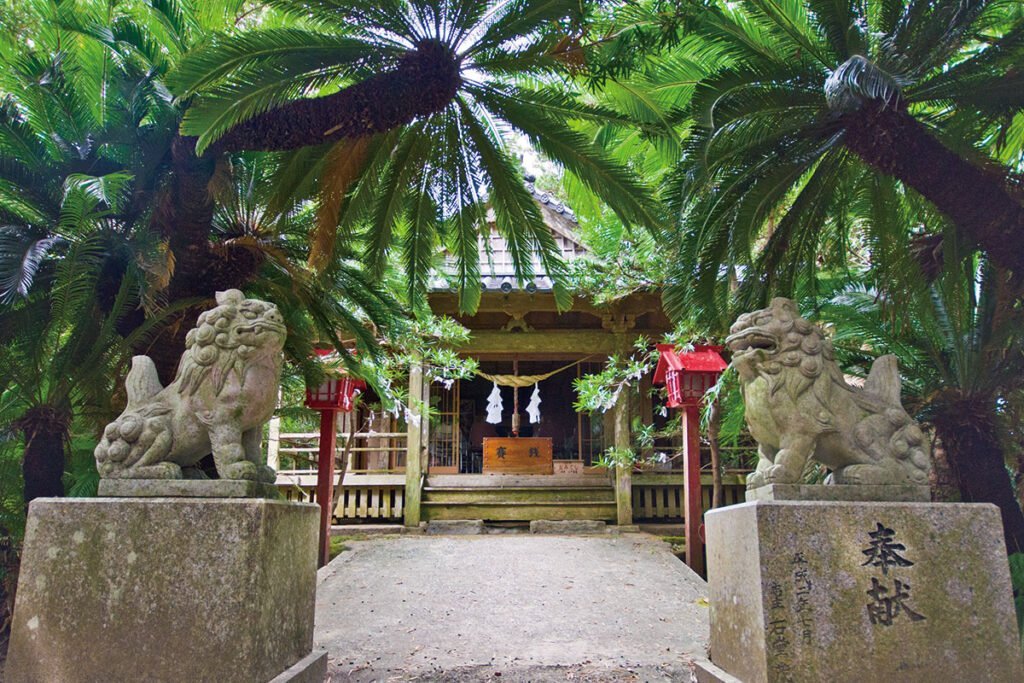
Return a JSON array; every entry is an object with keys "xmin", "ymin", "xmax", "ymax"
[{"xmin": 482, "ymin": 438, "xmax": 553, "ymax": 474}]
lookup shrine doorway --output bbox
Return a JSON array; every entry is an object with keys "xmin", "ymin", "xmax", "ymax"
[{"xmin": 427, "ymin": 358, "xmax": 606, "ymax": 474}]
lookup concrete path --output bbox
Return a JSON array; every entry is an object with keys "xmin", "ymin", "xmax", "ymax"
[{"xmin": 314, "ymin": 534, "xmax": 713, "ymax": 682}]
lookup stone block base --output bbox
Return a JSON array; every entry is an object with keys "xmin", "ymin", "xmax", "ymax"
[
  {"xmin": 269, "ymin": 650, "xmax": 328, "ymax": 683},
  {"xmin": 705, "ymin": 501, "xmax": 1023, "ymax": 682},
  {"xmin": 530, "ymin": 519, "xmax": 607, "ymax": 534},
  {"xmin": 98, "ymin": 478, "xmax": 279, "ymax": 498},
  {"xmin": 426, "ymin": 519, "xmax": 485, "ymax": 535},
  {"xmin": 745, "ymin": 483, "xmax": 930, "ymax": 502},
  {"xmin": 7, "ymin": 498, "xmax": 319, "ymax": 683}
]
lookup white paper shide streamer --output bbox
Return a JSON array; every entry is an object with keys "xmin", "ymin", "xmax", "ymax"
[
  {"xmin": 526, "ymin": 383, "xmax": 542, "ymax": 424},
  {"xmin": 485, "ymin": 382, "xmax": 503, "ymax": 424}
]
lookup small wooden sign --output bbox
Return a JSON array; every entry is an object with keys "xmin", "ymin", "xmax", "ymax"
[{"xmin": 482, "ymin": 437, "xmax": 553, "ymax": 474}]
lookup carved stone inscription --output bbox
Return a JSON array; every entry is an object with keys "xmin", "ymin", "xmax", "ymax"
[{"xmin": 861, "ymin": 522, "xmax": 926, "ymax": 627}]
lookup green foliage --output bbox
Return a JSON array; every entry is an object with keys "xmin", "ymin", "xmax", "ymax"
[
  {"xmin": 573, "ymin": 337, "xmax": 658, "ymax": 414},
  {"xmin": 619, "ymin": 0, "xmax": 1024, "ymax": 322},
  {"xmin": 352, "ymin": 315, "xmax": 479, "ymax": 414}
]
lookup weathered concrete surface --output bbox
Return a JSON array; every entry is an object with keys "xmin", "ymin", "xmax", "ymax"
[
  {"xmin": 315, "ymin": 535, "xmax": 711, "ymax": 681},
  {"xmin": 97, "ymin": 478, "xmax": 280, "ymax": 498},
  {"xmin": 530, "ymin": 519, "xmax": 606, "ymax": 534},
  {"xmin": 425, "ymin": 519, "xmax": 484, "ymax": 535},
  {"xmin": 7, "ymin": 498, "xmax": 318, "ymax": 683},
  {"xmin": 706, "ymin": 501, "xmax": 1024, "ymax": 682},
  {"xmin": 745, "ymin": 483, "xmax": 930, "ymax": 503}
]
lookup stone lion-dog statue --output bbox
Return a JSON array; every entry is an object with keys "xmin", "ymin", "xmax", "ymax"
[
  {"xmin": 726, "ymin": 297, "xmax": 931, "ymax": 489},
  {"xmin": 95, "ymin": 289, "xmax": 286, "ymax": 482}
]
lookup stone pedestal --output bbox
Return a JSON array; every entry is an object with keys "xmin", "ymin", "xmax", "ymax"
[
  {"xmin": 705, "ymin": 501, "xmax": 1023, "ymax": 683},
  {"xmin": 6, "ymin": 498, "xmax": 324, "ymax": 683},
  {"xmin": 745, "ymin": 483, "xmax": 930, "ymax": 503}
]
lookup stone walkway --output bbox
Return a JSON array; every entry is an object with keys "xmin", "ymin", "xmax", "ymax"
[{"xmin": 314, "ymin": 534, "xmax": 715, "ymax": 682}]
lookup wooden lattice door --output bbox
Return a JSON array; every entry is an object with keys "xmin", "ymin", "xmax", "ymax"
[{"xmin": 428, "ymin": 380, "xmax": 460, "ymax": 474}]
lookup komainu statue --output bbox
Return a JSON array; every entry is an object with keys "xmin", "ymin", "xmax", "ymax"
[
  {"xmin": 95, "ymin": 290, "xmax": 286, "ymax": 482},
  {"xmin": 725, "ymin": 298, "xmax": 931, "ymax": 489}
]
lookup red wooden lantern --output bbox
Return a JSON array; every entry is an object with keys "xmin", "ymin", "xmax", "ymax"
[
  {"xmin": 304, "ymin": 349, "xmax": 366, "ymax": 413},
  {"xmin": 653, "ymin": 344, "xmax": 727, "ymax": 407},
  {"xmin": 305, "ymin": 376, "xmax": 366, "ymax": 412},
  {"xmin": 651, "ymin": 343, "xmax": 727, "ymax": 578},
  {"xmin": 304, "ymin": 348, "xmax": 366, "ymax": 568}
]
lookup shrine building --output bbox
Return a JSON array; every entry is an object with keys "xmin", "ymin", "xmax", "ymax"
[{"xmin": 272, "ymin": 185, "xmax": 747, "ymax": 527}]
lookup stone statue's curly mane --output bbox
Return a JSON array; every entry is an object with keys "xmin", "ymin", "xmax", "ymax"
[
  {"xmin": 730, "ymin": 301, "xmax": 854, "ymax": 415},
  {"xmin": 728, "ymin": 297, "xmax": 931, "ymax": 488},
  {"xmin": 177, "ymin": 296, "xmax": 277, "ymax": 397}
]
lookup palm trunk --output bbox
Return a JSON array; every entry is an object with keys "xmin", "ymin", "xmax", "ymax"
[
  {"xmin": 135, "ymin": 42, "xmax": 461, "ymax": 378},
  {"xmin": 842, "ymin": 104, "xmax": 1024, "ymax": 275},
  {"xmin": 933, "ymin": 400, "xmax": 1024, "ymax": 554},
  {"xmin": 15, "ymin": 406, "xmax": 70, "ymax": 506},
  {"xmin": 214, "ymin": 40, "xmax": 460, "ymax": 153}
]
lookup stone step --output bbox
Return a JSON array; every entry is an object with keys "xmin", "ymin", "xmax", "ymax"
[
  {"xmin": 423, "ymin": 486, "xmax": 614, "ymax": 504},
  {"xmin": 421, "ymin": 500, "xmax": 617, "ymax": 522}
]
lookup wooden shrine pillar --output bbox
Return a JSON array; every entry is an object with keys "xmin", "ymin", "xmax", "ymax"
[
  {"xmin": 613, "ymin": 381, "xmax": 633, "ymax": 526},
  {"xmin": 682, "ymin": 403, "xmax": 705, "ymax": 576},
  {"xmin": 266, "ymin": 414, "xmax": 281, "ymax": 471},
  {"xmin": 404, "ymin": 362, "xmax": 425, "ymax": 527}
]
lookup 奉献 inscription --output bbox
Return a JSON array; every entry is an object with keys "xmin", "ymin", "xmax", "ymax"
[{"xmin": 861, "ymin": 521, "xmax": 925, "ymax": 627}]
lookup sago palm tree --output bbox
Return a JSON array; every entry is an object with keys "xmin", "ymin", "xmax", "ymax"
[
  {"xmin": 0, "ymin": 239, "xmax": 176, "ymax": 503},
  {"xmin": 0, "ymin": 0, "xmax": 403, "ymax": 380},
  {"xmin": 169, "ymin": 0, "xmax": 663, "ymax": 311},
  {"xmin": 823, "ymin": 254, "xmax": 1024, "ymax": 552},
  {"xmin": 668, "ymin": 0, "xmax": 1024, "ymax": 293}
]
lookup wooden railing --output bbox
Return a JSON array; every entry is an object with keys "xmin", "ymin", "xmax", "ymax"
[
  {"xmin": 271, "ymin": 427, "xmax": 408, "ymax": 521},
  {"xmin": 270, "ymin": 429, "xmax": 407, "ymax": 474},
  {"xmin": 631, "ymin": 472, "xmax": 748, "ymax": 521}
]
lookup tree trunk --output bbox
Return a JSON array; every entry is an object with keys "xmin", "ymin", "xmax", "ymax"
[
  {"xmin": 133, "ymin": 41, "xmax": 462, "ymax": 379},
  {"xmin": 843, "ymin": 104, "xmax": 1024, "ymax": 276},
  {"xmin": 214, "ymin": 40, "xmax": 460, "ymax": 153},
  {"xmin": 933, "ymin": 400, "xmax": 1024, "ymax": 554},
  {"xmin": 16, "ymin": 406, "xmax": 70, "ymax": 506},
  {"xmin": 708, "ymin": 398, "xmax": 723, "ymax": 509}
]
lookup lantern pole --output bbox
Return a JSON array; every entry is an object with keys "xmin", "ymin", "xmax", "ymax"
[
  {"xmin": 316, "ymin": 408, "xmax": 338, "ymax": 568},
  {"xmin": 682, "ymin": 402, "xmax": 705, "ymax": 576}
]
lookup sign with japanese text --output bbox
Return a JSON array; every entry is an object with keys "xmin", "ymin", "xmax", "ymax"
[{"xmin": 482, "ymin": 437, "xmax": 553, "ymax": 474}]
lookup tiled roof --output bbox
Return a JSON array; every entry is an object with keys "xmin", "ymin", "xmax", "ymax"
[{"xmin": 431, "ymin": 181, "xmax": 586, "ymax": 293}]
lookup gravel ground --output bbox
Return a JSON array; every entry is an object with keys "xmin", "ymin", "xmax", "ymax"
[{"xmin": 315, "ymin": 534, "xmax": 712, "ymax": 682}]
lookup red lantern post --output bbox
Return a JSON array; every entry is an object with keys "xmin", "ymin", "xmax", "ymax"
[
  {"xmin": 305, "ymin": 351, "xmax": 365, "ymax": 567},
  {"xmin": 653, "ymin": 343, "xmax": 727, "ymax": 576}
]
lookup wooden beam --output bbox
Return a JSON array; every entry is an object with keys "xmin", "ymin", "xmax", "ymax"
[
  {"xmin": 315, "ymin": 409, "xmax": 337, "ymax": 567},
  {"xmin": 459, "ymin": 329, "xmax": 667, "ymax": 355},
  {"xmin": 683, "ymin": 404, "xmax": 705, "ymax": 576},
  {"xmin": 429, "ymin": 291, "xmax": 666, "ymax": 317},
  {"xmin": 403, "ymin": 363, "xmax": 424, "ymax": 527}
]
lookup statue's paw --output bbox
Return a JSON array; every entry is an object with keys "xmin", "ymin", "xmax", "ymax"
[
  {"xmin": 257, "ymin": 465, "xmax": 276, "ymax": 484},
  {"xmin": 220, "ymin": 461, "xmax": 258, "ymax": 480},
  {"xmin": 762, "ymin": 463, "xmax": 802, "ymax": 485},
  {"xmin": 746, "ymin": 471, "xmax": 766, "ymax": 489},
  {"xmin": 118, "ymin": 462, "xmax": 182, "ymax": 479},
  {"xmin": 153, "ymin": 462, "xmax": 182, "ymax": 479},
  {"xmin": 833, "ymin": 464, "xmax": 889, "ymax": 485}
]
